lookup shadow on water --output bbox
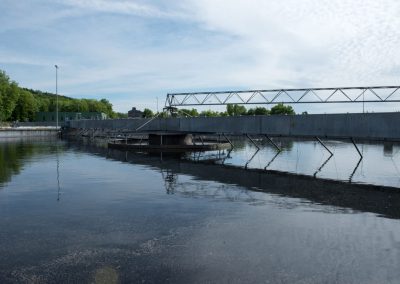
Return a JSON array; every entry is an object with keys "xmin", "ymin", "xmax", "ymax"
[{"xmin": 68, "ymin": 140, "xmax": 400, "ymax": 220}]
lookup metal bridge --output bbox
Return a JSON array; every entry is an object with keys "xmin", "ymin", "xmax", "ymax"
[{"xmin": 165, "ymin": 86, "xmax": 400, "ymax": 107}]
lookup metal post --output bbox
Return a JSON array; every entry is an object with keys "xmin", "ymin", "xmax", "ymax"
[
  {"xmin": 55, "ymin": 65, "xmax": 59, "ymax": 130},
  {"xmin": 363, "ymin": 89, "xmax": 365, "ymax": 113}
]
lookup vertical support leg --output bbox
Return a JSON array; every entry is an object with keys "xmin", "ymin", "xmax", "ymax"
[{"xmin": 316, "ymin": 137, "xmax": 333, "ymax": 156}]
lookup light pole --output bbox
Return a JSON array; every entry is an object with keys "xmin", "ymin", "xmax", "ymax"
[{"xmin": 54, "ymin": 65, "xmax": 59, "ymax": 130}]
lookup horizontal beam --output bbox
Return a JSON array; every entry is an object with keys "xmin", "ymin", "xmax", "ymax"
[
  {"xmin": 168, "ymin": 86, "xmax": 400, "ymax": 96},
  {"xmin": 166, "ymin": 100, "xmax": 400, "ymax": 106}
]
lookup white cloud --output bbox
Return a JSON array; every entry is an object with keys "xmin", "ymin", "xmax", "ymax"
[
  {"xmin": 60, "ymin": 0, "xmax": 183, "ymax": 18},
  {"xmin": 1, "ymin": 0, "xmax": 400, "ymax": 113}
]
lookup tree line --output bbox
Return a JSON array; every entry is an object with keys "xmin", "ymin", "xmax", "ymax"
[
  {"xmin": 0, "ymin": 70, "xmax": 127, "ymax": 122},
  {"xmin": 142, "ymin": 102, "xmax": 297, "ymax": 118}
]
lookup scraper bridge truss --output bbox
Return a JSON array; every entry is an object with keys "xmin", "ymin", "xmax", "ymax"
[{"xmin": 165, "ymin": 86, "xmax": 400, "ymax": 107}]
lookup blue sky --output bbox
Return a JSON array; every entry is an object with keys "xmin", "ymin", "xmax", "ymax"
[{"xmin": 1, "ymin": 0, "xmax": 400, "ymax": 113}]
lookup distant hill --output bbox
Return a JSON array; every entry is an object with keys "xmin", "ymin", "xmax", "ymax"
[{"xmin": 0, "ymin": 70, "xmax": 127, "ymax": 122}]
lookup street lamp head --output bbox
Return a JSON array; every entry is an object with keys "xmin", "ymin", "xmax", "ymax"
[{"xmin": 55, "ymin": 65, "xmax": 58, "ymax": 69}]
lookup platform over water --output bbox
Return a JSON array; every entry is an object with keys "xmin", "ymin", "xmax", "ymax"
[{"xmin": 67, "ymin": 112, "xmax": 400, "ymax": 141}]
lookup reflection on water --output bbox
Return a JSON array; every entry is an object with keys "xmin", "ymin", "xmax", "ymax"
[
  {"xmin": 185, "ymin": 137, "xmax": 400, "ymax": 188},
  {"xmin": 56, "ymin": 143, "xmax": 61, "ymax": 202},
  {"xmin": 0, "ymin": 138, "xmax": 400, "ymax": 283},
  {"xmin": 161, "ymin": 169, "xmax": 178, "ymax": 194},
  {"xmin": 0, "ymin": 138, "xmax": 60, "ymax": 187}
]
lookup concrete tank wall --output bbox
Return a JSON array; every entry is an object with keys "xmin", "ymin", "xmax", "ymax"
[
  {"xmin": 67, "ymin": 112, "xmax": 400, "ymax": 141},
  {"xmin": 0, "ymin": 128, "xmax": 59, "ymax": 138}
]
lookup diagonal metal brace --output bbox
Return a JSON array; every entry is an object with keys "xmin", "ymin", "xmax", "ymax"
[
  {"xmin": 265, "ymin": 135, "xmax": 281, "ymax": 152},
  {"xmin": 223, "ymin": 133, "xmax": 234, "ymax": 148},
  {"xmin": 351, "ymin": 138, "xmax": 363, "ymax": 158},
  {"xmin": 315, "ymin": 137, "xmax": 333, "ymax": 156},
  {"xmin": 246, "ymin": 134, "xmax": 260, "ymax": 150}
]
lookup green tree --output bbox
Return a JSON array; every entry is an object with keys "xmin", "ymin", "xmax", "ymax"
[
  {"xmin": 226, "ymin": 104, "xmax": 247, "ymax": 116},
  {"xmin": 270, "ymin": 103, "xmax": 295, "ymax": 115},
  {"xmin": 247, "ymin": 106, "xmax": 270, "ymax": 115},
  {"xmin": 143, "ymin": 108, "xmax": 154, "ymax": 118},
  {"xmin": 100, "ymin": 98, "xmax": 114, "ymax": 118},
  {"xmin": 12, "ymin": 90, "xmax": 37, "ymax": 121},
  {"xmin": 0, "ymin": 71, "xmax": 19, "ymax": 121},
  {"xmin": 115, "ymin": 112, "xmax": 128, "ymax": 118},
  {"xmin": 178, "ymin": 108, "xmax": 199, "ymax": 117},
  {"xmin": 200, "ymin": 110, "xmax": 221, "ymax": 117}
]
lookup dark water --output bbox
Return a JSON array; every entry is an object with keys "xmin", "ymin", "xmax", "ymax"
[{"xmin": 0, "ymin": 138, "xmax": 399, "ymax": 283}]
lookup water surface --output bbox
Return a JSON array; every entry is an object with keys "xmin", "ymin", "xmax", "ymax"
[{"xmin": 0, "ymin": 138, "xmax": 399, "ymax": 283}]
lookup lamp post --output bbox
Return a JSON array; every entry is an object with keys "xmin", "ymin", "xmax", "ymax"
[{"xmin": 55, "ymin": 65, "xmax": 59, "ymax": 130}]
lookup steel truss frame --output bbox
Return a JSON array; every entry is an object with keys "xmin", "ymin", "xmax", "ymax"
[{"xmin": 165, "ymin": 86, "xmax": 400, "ymax": 107}]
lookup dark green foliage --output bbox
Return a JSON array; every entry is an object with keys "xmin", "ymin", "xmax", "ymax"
[
  {"xmin": 143, "ymin": 108, "xmax": 154, "ymax": 118},
  {"xmin": 12, "ymin": 90, "xmax": 37, "ymax": 122},
  {"xmin": 178, "ymin": 108, "xmax": 199, "ymax": 117},
  {"xmin": 247, "ymin": 106, "xmax": 270, "ymax": 116},
  {"xmin": 0, "ymin": 71, "xmax": 19, "ymax": 121},
  {"xmin": 270, "ymin": 103, "xmax": 295, "ymax": 115},
  {"xmin": 148, "ymin": 103, "xmax": 298, "ymax": 118},
  {"xmin": 0, "ymin": 70, "xmax": 121, "ymax": 121},
  {"xmin": 200, "ymin": 110, "xmax": 221, "ymax": 117},
  {"xmin": 226, "ymin": 104, "xmax": 247, "ymax": 116},
  {"xmin": 115, "ymin": 112, "xmax": 128, "ymax": 118}
]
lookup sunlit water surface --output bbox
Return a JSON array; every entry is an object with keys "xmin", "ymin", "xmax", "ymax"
[{"xmin": 0, "ymin": 138, "xmax": 399, "ymax": 283}]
